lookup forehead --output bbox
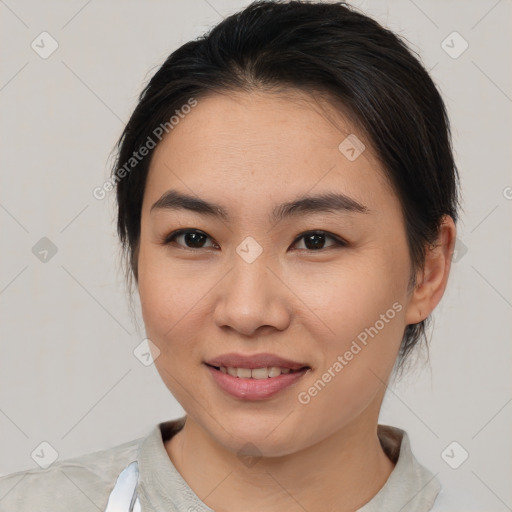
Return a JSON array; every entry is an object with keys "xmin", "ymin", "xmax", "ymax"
[{"xmin": 143, "ymin": 90, "xmax": 394, "ymax": 216}]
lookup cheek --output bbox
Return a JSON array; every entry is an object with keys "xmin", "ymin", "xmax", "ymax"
[
  {"xmin": 137, "ymin": 243, "xmax": 191, "ymax": 348},
  {"xmin": 137, "ymin": 241, "xmax": 223, "ymax": 380},
  {"xmin": 291, "ymin": 250, "xmax": 408, "ymax": 338},
  {"xmin": 289, "ymin": 245, "xmax": 409, "ymax": 403},
  {"xmin": 138, "ymin": 235, "xmax": 194, "ymax": 317},
  {"xmin": 292, "ymin": 277, "xmax": 406, "ymax": 436},
  {"xmin": 137, "ymin": 250, "xmax": 209, "ymax": 403}
]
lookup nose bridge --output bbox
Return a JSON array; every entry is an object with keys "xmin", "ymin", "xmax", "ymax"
[
  {"xmin": 213, "ymin": 237, "xmax": 290, "ymax": 335},
  {"xmin": 229, "ymin": 238, "xmax": 275, "ymax": 307}
]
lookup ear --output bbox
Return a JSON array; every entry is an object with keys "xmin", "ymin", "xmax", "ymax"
[{"xmin": 404, "ymin": 215, "xmax": 457, "ymax": 324}]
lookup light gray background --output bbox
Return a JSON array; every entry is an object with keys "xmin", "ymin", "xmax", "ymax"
[{"xmin": 0, "ymin": 0, "xmax": 511, "ymax": 509}]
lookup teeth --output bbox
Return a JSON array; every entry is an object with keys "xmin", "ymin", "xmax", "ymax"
[
  {"xmin": 237, "ymin": 368, "xmax": 252, "ymax": 378},
  {"xmin": 218, "ymin": 366, "xmax": 295, "ymax": 378}
]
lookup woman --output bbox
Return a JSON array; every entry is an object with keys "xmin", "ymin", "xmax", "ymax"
[{"xmin": 0, "ymin": 1, "xmax": 458, "ymax": 510}]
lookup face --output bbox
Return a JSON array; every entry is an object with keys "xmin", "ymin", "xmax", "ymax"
[{"xmin": 137, "ymin": 90, "xmax": 414, "ymax": 456}]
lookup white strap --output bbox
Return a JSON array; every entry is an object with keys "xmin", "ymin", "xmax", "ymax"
[{"xmin": 104, "ymin": 461, "xmax": 140, "ymax": 512}]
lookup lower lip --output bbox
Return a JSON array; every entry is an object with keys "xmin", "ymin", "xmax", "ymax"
[{"xmin": 205, "ymin": 364, "xmax": 309, "ymax": 400}]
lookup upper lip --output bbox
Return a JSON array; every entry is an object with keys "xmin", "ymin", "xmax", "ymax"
[{"xmin": 205, "ymin": 352, "xmax": 309, "ymax": 370}]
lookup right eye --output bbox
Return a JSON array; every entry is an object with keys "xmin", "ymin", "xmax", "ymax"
[{"xmin": 163, "ymin": 229, "xmax": 220, "ymax": 250}]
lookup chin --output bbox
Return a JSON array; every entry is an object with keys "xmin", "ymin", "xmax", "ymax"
[{"xmin": 199, "ymin": 411, "xmax": 310, "ymax": 458}]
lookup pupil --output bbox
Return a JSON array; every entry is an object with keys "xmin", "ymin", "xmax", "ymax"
[
  {"xmin": 185, "ymin": 232, "xmax": 206, "ymax": 248},
  {"xmin": 305, "ymin": 233, "xmax": 325, "ymax": 250}
]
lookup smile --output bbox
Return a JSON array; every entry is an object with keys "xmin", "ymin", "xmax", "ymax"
[
  {"xmin": 213, "ymin": 365, "xmax": 302, "ymax": 378},
  {"xmin": 205, "ymin": 363, "xmax": 310, "ymax": 400}
]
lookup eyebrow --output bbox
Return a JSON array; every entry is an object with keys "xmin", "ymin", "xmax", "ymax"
[{"xmin": 150, "ymin": 189, "xmax": 369, "ymax": 223}]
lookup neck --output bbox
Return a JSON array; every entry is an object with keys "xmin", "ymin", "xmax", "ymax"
[{"xmin": 165, "ymin": 413, "xmax": 396, "ymax": 512}]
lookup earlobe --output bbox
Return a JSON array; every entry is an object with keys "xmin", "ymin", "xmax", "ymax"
[{"xmin": 404, "ymin": 215, "xmax": 457, "ymax": 324}]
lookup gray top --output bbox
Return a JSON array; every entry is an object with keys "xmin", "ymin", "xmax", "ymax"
[{"xmin": 0, "ymin": 416, "xmax": 442, "ymax": 511}]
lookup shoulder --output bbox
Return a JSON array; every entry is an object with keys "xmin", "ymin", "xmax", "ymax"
[{"xmin": 0, "ymin": 436, "xmax": 143, "ymax": 512}]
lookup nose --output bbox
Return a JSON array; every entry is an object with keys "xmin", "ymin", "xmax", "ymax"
[{"xmin": 212, "ymin": 253, "xmax": 292, "ymax": 337}]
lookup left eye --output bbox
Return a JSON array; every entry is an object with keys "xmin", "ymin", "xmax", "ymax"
[{"xmin": 163, "ymin": 229, "xmax": 346, "ymax": 251}]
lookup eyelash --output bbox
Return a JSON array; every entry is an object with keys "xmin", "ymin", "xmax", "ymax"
[{"xmin": 162, "ymin": 229, "xmax": 347, "ymax": 252}]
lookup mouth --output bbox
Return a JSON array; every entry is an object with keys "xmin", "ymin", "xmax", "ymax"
[{"xmin": 204, "ymin": 361, "xmax": 311, "ymax": 401}]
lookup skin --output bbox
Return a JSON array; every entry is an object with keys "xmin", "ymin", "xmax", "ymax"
[{"xmin": 136, "ymin": 89, "xmax": 456, "ymax": 512}]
